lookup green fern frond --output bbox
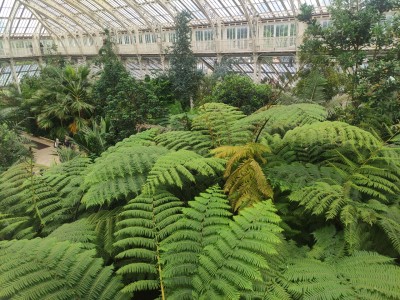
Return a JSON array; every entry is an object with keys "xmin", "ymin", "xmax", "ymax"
[
  {"xmin": 192, "ymin": 103, "xmax": 247, "ymax": 147},
  {"xmin": 285, "ymin": 251, "xmax": 400, "ymax": 299},
  {"xmin": 0, "ymin": 162, "xmax": 33, "ymax": 214},
  {"xmin": 143, "ymin": 150, "xmax": 225, "ymax": 194},
  {"xmin": 82, "ymin": 145, "xmax": 169, "ymax": 208},
  {"xmin": 114, "ymin": 191, "xmax": 184, "ymax": 297},
  {"xmin": 279, "ymin": 121, "xmax": 381, "ymax": 163},
  {"xmin": 47, "ymin": 218, "xmax": 97, "ymax": 249},
  {"xmin": 42, "ymin": 156, "xmax": 91, "ymax": 208},
  {"xmin": 101, "ymin": 128, "xmax": 159, "ymax": 158},
  {"xmin": 192, "ymin": 200, "xmax": 282, "ymax": 300},
  {"xmin": 155, "ymin": 130, "xmax": 212, "ymax": 156},
  {"xmin": 268, "ymin": 162, "xmax": 341, "ymax": 191},
  {"xmin": 378, "ymin": 206, "xmax": 400, "ymax": 254},
  {"xmin": 0, "ymin": 238, "xmax": 128, "ymax": 299},
  {"xmin": 236, "ymin": 103, "xmax": 328, "ymax": 139},
  {"xmin": 87, "ymin": 207, "xmax": 123, "ymax": 256},
  {"xmin": 162, "ymin": 185, "xmax": 232, "ymax": 299}
]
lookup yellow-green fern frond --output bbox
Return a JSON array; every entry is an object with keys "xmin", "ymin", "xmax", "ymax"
[
  {"xmin": 47, "ymin": 218, "xmax": 97, "ymax": 249},
  {"xmin": 0, "ymin": 238, "xmax": 128, "ymax": 300},
  {"xmin": 100, "ymin": 128, "xmax": 159, "ymax": 158},
  {"xmin": 212, "ymin": 143, "xmax": 273, "ymax": 210}
]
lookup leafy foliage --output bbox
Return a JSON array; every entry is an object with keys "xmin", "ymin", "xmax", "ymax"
[
  {"xmin": 0, "ymin": 124, "xmax": 30, "ymax": 172},
  {"xmin": 162, "ymin": 186, "xmax": 232, "ymax": 299},
  {"xmin": 192, "ymin": 102, "xmax": 246, "ymax": 147},
  {"xmin": 82, "ymin": 145, "xmax": 169, "ymax": 208},
  {"xmin": 192, "ymin": 200, "xmax": 282, "ymax": 299},
  {"xmin": 114, "ymin": 191, "xmax": 184, "ymax": 295},
  {"xmin": 0, "ymin": 238, "xmax": 127, "ymax": 299},
  {"xmin": 143, "ymin": 149, "xmax": 225, "ymax": 193},
  {"xmin": 212, "ymin": 143, "xmax": 273, "ymax": 210}
]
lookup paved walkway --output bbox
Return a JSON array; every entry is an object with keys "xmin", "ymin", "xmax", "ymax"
[{"xmin": 23, "ymin": 133, "xmax": 60, "ymax": 167}]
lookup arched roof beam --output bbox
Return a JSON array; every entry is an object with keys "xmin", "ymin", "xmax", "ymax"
[
  {"xmin": 153, "ymin": 0, "xmax": 178, "ymax": 23},
  {"xmin": 62, "ymin": 0, "xmax": 105, "ymax": 31},
  {"xmin": 189, "ymin": 0, "xmax": 213, "ymax": 23},
  {"xmin": 4, "ymin": 0, "xmax": 21, "ymax": 34},
  {"xmin": 235, "ymin": 0, "xmax": 251, "ymax": 22},
  {"xmin": 19, "ymin": 0, "xmax": 79, "ymax": 38},
  {"xmin": 124, "ymin": 0, "xmax": 157, "ymax": 30},
  {"xmin": 38, "ymin": 0, "xmax": 91, "ymax": 35},
  {"xmin": 81, "ymin": 0, "xmax": 131, "ymax": 31},
  {"xmin": 22, "ymin": 9, "xmax": 68, "ymax": 54}
]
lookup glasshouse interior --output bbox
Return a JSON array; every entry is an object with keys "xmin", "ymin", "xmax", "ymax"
[{"xmin": 1, "ymin": 0, "xmax": 400, "ymax": 299}]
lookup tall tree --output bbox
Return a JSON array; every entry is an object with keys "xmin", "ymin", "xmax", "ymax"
[{"xmin": 168, "ymin": 11, "xmax": 201, "ymax": 109}]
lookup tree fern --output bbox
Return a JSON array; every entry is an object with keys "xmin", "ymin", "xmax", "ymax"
[
  {"xmin": 284, "ymin": 251, "xmax": 400, "ymax": 299},
  {"xmin": 235, "ymin": 103, "xmax": 328, "ymax": 139},
  {"xmin": 41, "ymin": 156, "xmax": 91, "ymax": 212},
  {"xmin": 192, "ymin": 103, "xmax": 247, "ymax": 147},
  {"xmin": 278, "ymin": 121, "xmax": 381, "ymax": 163},
  {"xmin": 143, "ymin": 149, "xmax": 225, "ymax": 194},
  {"xmin": 82, "ymin": 145, "xmax": 169, "ymax": 208},
  {"xmin": 192, "ymin": 200, "xmax": 283, "ymax": 299},
  {"xmin": 100, "ymin": 128, "xmax": 159, "ymax": 158},
  {"xmin": 0, "ymin": 238, "xmax": 127, "ymax": 299},
  {"xmin": 47, "ymin": 218, "xmax": 97, "ymax": 249},
  {"xmin": 0, "ymin": 162, "xmax": 71, "ymax": 238},
  {"xmin": 155, "ymin": 130, "xmax": 212, "ymax": 156},
  {"xmin": 0, "ymin": 162, "xmax": 34, "ymax": 214},
  {"xmin": 87, "ymin": 207, "xmax": 123, "ymax": 256},
  {"xmin": 114, "ymin": 191, "xmax": 184, "ymax": 297},
  {"xmin": 290, "ymin": 146, "xmax": 400, "ymax": 253},
  {"xmin": 162, "ymin": 185, "xmax": 232, "ymax": 299},
  {"xmin": 212, "ymin": 143, "xmax": 273, "ymax": 210}
]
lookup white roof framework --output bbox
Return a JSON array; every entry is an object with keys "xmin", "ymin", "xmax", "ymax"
[{"xmin": 0, "ymin": 0, "xmax": 331, "ymax": 37}]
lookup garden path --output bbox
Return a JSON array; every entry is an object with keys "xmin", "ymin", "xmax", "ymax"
[{"xmin": 23, "ymin": 133, "xmax": 60, "ymax": 167}]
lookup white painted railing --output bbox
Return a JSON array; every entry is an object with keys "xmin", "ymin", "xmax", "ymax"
[{"xmin": 0, "ymin": 35, "xmax": 299, "ymax": 60}]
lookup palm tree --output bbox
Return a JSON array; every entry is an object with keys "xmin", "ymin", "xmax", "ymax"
[{"xmin": 31, "ymin": 65, "xmax": 94, "ymax": 137}]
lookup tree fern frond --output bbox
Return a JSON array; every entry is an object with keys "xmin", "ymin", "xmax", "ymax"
[
  {"xmin": 192, "ymin": 200, "xmax": 282, "ymax": 300},
  {"xmin": 279, "ymin": 121, "xmax": 381, "ymax": 163},
  {"xmin": 0, "ymin": 238, "xmax": 127, "ymax": 299},
  {"xmin": 42, "ymin": 156, "xmax": 91, "ymax": 208},
  {"xmin": 101, "ymin": 128, "xmax": 159, "ymax": 158},
  {"xmin": 192, "ymin": 103, "xmax": 247, "ymax": 147},
  {"xmin": 82, "ymin": 145, "xmax": 169, "ymax": 208},
  {"xmin": 236, "ymin": 103, "xmax": 328, "ymax": 139},
  {"xmin": 212, "ymin": 143, "xmax": 273, "ymax": 210},
  {"xmin": 268, "ymin": 162, "xmax": 341, "ymax": 191},
  {"xmin": 143, "ymin": 150, "xmax": 225, "ymax": 194},
  {"xmin": 47, "ymin": 218, "xmax": 97, "ymax": 249},
  {"xmin": 0, "ymin": 162, "xmax": 34, "ymax": 214},
  {"xmin": 162, "ymin": 185, "xmax": 232, "ymax": 299},
  {"xmin": 378, "ymin": 206, "xmax": 400, "ymax": 254},
  {"xmin": 87, "ymin": 207, "xmax": 123, "ymax": 256},
  {"xmin": 155, "ymin": 130, "xmax": 212, "ymax": 156},
  {"xmin": 114, "ymin": 191, "xmax": 184, "ymax": 297},
  {"xmin": 285, "ymin": 251, "xmax": 400, "ymax": 299}
]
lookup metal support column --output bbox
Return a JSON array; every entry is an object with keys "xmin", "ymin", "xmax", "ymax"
[
  {"xmin": 9, "ymin": 59, "xmax": 21, "ymax": 94},
  {"xmin": 253, "ymin": 54, "xmax": 260, "ymax": 83}
]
